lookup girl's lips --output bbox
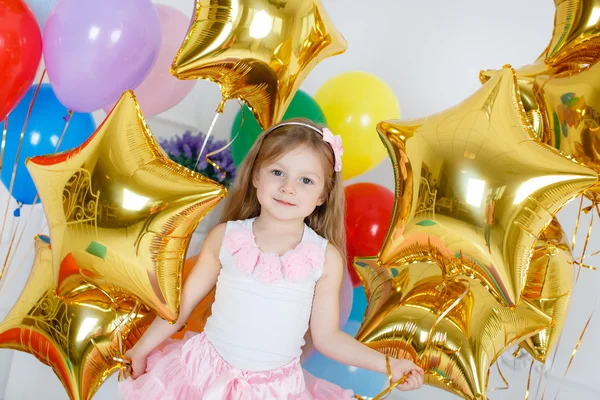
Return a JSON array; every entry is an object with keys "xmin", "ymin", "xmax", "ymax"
[{"xmin": 274, "ymin": 198, "xmax": 295, "ymax": 206}]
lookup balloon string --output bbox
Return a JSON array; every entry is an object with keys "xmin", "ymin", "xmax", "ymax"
[
  {"xmin": 194, "ymin": 111, "xmax": 220, "ymax": 171},
  {"xmin": 0, "ymin": 70, "xmax": 45, "ymax": 290},
  {"xmin": 113, "ymin": 301, "xmax": 143, "ymax": 381},
  {"xmin": 488, "ymin": 362, "xmax": 510, "ymax": 392},
  {"xmin": 0, "ymin": 69, "xmax": 45, "ymax": 245},
  {"xmin": 21, "ymin": 108, "xmax": 72, "ymax": 208},
  {"xmin": 550, "ymin": 295, "xmax": 600, "ymax": 400},
  {"xmin": 525, "ymin": 359, "xmax": 535, "ymax": 400},
  {"xmin": 582, "ymin": 248, "xmax": 600, "ymax": 260},
  {"xmin": 0, "ymin": 217, "xmax": 21, "ymax": 283},
  {"xmin": 573, "ymin": 260, "xmax": 597, "ymax": 271},
  {"xmin": 366, "ymin": 280, "xmax": 470, "ymax": 400},
  {"xmin": 0, "ymin": 108, "xmax": 73, "ymax": 288},
  {"xmin": 0, "ymin": 234, "xmax": 36, "ymax": 296},
  {"xmin": 579, "ymin": 203, "xmax": 600, "ymax": 262},
  {"xmin": 204, "ymin": 100, "xmax": 244, "ymax": 179},
  {"xmin": 571, "ymin": 195, "xmax": 584, "ymax": 250},
  {"xmin": 538, "ymin": 296, "xmax": 570, "ymax": 398},
  {"xmin": 424, "ymin": 279, "xmax": 469, "ymax": 355},
  {"xmin": 55, "ymin": 110, "xmax": 73, "ymax": 151},
  {"xmin": 371, "ymin": 355, "xmax": 409, "ymax": 400},
  {"xmin": 575, "ymin": 205, "xmax": 594, "ymax": 282},
  {"xmin": 563, "ymin": 301, "xmax": 596, "ymax": 377},
  {"xmin": 0, "ymin": 116, "xmax": 7, "ymax": 174},
  {"xmin": 533, "ymin": 359, "xmax": 545, "ymax": 400}
]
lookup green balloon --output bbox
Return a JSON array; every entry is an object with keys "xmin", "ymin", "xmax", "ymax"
[{"xmin": 230, "ymin": 90, "xmax": 327, "ymax": 167}]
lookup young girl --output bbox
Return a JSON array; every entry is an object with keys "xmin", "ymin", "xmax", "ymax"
[{"xmin": 119, "ymin": 118, "xmax": 424, "ymax": 399}]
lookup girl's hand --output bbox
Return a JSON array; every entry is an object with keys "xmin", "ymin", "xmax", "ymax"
[
  {"xmin": 124, "ymin": 349, "xmax": 147, "ymax": 379},
  {"xmin": 389, "ymin": 358, "xmax": 424, "ymax": 391}
]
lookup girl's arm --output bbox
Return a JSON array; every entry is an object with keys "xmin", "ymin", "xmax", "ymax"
[
  {"xmin": 126, "ymin": 223, "xmax": 226, "ymax": 377},
  {"xmin": 309, "ymin": 245, "xmax": 424, "ymax": 391}
]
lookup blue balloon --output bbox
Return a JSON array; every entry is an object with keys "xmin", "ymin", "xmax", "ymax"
[
  {"xmin": 302, "ymin": 320, "xmax": 387, "ymax": 397},
  {"xmin": 24, "ymin": 0, "xmax": 58, "ymax": 31},
  {"xmin": 349, "ymin": 286, "xmax": 368, "ymax": 323},
  {"xmin": 1, "ymin": 84, "xmax": 95, "ymax": 204}
]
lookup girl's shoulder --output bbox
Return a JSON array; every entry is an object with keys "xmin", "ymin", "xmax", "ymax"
[
  {"xmin": 201, "ymin": 222, "xmax": 228, "ymax": 254},
  {"xmin": 220, "ymin": 218, "xmax": 251, "ymax": 234},
  {"xmin": 207, "ymin": 219, "xmax": 252, "ymax": 245}
]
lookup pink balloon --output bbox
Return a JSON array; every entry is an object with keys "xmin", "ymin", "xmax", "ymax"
[{"xmin": 104, "ymin": 4, "xmax": 196, "ymax": 117}]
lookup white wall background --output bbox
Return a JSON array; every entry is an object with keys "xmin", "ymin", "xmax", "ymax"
[{"xmin": 1, "ymin": 0, "xmax": 600, "ymax": 399}]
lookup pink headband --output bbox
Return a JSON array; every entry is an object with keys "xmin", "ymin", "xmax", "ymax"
[{"xmin": 264, "ymin": 121, "xmax": 344, "ymax": 172}]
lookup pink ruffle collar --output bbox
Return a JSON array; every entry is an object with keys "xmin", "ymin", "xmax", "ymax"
[{"xmin": 224, "ymin": 223, "xmax": 323, "ymax": 284}]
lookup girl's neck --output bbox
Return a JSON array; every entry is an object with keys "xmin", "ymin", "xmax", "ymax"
[{"xmin": 253, "ymin": 212, "xmax": 305, "ymax": 236}]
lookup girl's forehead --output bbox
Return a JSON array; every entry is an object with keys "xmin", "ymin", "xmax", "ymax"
[{"xmin": 264, "ymin": 147, "xmax": 327, "ymax": 174}]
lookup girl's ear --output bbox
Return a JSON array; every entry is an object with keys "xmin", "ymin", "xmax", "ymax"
[{"xmin": 252, "ymin": 172, "xmax": 259, "ymax": 188}]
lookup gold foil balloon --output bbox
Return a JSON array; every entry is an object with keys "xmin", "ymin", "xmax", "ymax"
[
  {"xmin": 479, "ymin": 59, "xmax": 580, "ymax": 141},
  {"xmin": 532, "ymin": 61, "xmax": 600, "ymax": 202},
  {"xmin": 376, "ymin": 66, "xmax": 597, "ymax": 308},
  {"xmin": 171, "ymin": 0, "xmax": 347, "ymax": 129},
  {"xmin": 482, "ymin": 61, "xmax": 600, "ymax": 202},
  {"xmin": 26, "ymin": 91, "xmax": 227, "ymax": 322},
  {"xmin": 479, "ymin": 0, "xmax": 600, "ymax": 137},
  {"xmin": 0, "ymin": 235, "xmax": 153, "ymax": 400},
  {"xmin": 545, "ymin": 0, "xmax": 600, "ymax": 66},
  {"xmin": 353, "ymin": 258, "xmax": 552, "ymax": 399},
  {"xmin": 520, "ymin": 218, "xmax": 574, "ymax": 363}
]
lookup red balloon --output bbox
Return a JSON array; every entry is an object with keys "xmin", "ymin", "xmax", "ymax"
[
  {"xmin": 0, "ymin": 0, "xmax": 42, "ymax": 122},
  {"xmin": 345, "ymin": 183, "xmax": 395, "ymax": 287}
]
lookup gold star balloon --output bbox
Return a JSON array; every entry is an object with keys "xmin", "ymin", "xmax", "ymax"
[
  {"xmin": 479, "ymin": 0, "xmax": 600, "ymax": 138},
  {"xmin": 520, "ymin": 217, "xmax": 574, "ymax": 363},
  {"xmin": 170, "ymin": 0, "xmax": 347, "ymax": 129},
  {"xmin": 479, "ymin": 57, "xmax": 579, "ymax": 140},
  {"xmin": 532, "ymin": 61, "xmax": 600, "ymax": 202},
  {"xmin": 482, "ymin": 61, "xmax": 600, "ymax": 202},
  {"xmin": 544, "ymin": 0, "xmax": 600, "ymax": 66},
  {"xmin": 26, "ymin": 91, "xmax": 227, "ymax": 322},
  {"xmin": 0, "ymin": 235, "xmax": 153, "ymax": 400},
  {"xmin": 353, "ymin": 258, "xmax": 552, "ymax": 399},
  {"xmin": 376, "ymin": 66, "xmax": 597, "ymax": 308}
]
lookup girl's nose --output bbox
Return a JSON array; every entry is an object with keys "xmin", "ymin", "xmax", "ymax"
[{"xmin": 280, "ymin": 179, "xmax": 296, "ymax": 195}]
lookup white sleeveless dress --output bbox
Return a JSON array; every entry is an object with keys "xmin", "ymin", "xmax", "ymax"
[{"xmin": 119, "ymin": 218, "xmax": 355, "ymax": 399}]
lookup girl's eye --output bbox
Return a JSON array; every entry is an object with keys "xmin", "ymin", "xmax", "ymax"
[
  {"xmin": 271, "ymin": 169, "xmax": 283, "ymax": 177},
  {"xmin": 302, "ymin": 177, "xmax": 314, "ymax": 185}
]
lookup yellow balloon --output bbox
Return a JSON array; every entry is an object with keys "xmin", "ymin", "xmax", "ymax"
[{"xmin": 314, "ymin": 72, "xmax": 400, "ymax": 180}]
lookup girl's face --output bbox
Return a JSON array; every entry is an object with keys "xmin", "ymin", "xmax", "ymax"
[{"xmin": 253, "ymin": 145, "xmax": 328, "ymax": 221}]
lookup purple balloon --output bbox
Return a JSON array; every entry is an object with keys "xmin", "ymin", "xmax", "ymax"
[{"xmin": 43, "ymin": 0, "xmax": 161, "ymax": 112}]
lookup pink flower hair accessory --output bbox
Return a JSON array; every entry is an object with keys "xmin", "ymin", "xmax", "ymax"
[
  {"xmin": 321, "ymin": 127, "xmax": 344, "ymax": 172},
  {"xmin": 263, "ymin": 121, "xmax": 344, "ymax": 172}
]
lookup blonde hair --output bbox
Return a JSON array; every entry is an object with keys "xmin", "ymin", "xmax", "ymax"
[{"xmin": 220, "ymin": 117, "xmax": 347, "ymax": 262}]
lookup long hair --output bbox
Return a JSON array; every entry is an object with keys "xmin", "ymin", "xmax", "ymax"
[{"xmin": 220, "ymin": 117, "xmax": 346, "ymax": 262}]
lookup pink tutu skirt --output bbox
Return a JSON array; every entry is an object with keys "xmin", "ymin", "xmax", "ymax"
[{"xmin": 119, "ymin": 332, "xmax": 355, "ymax": 399}]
